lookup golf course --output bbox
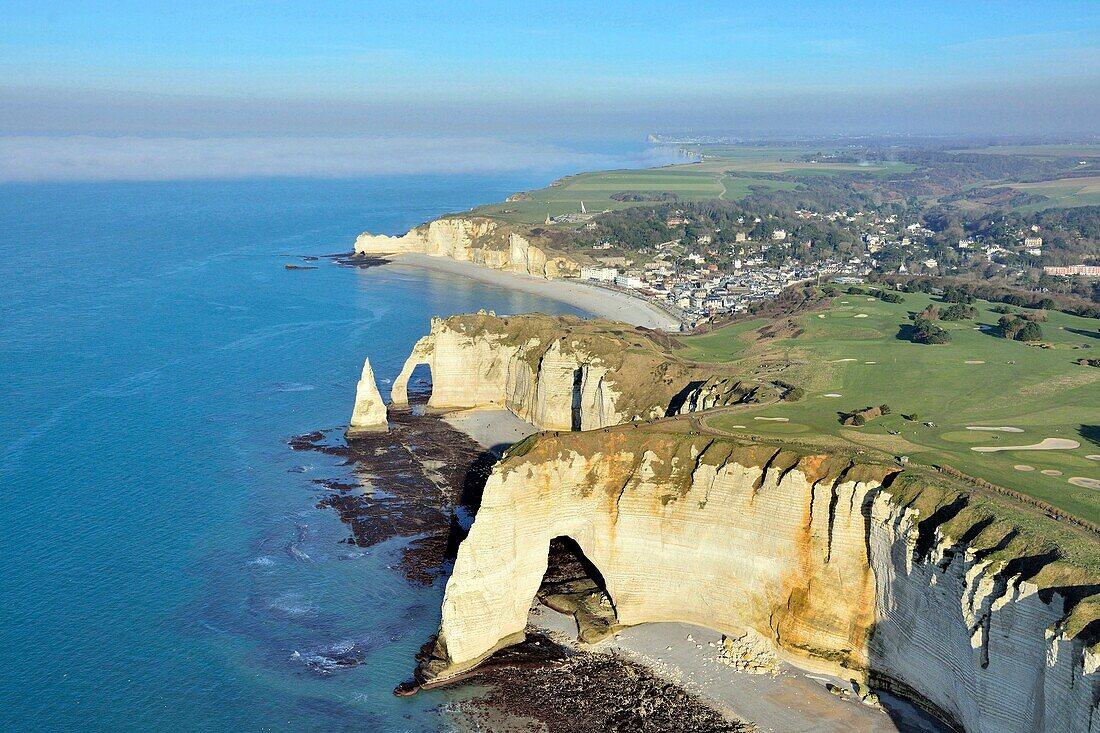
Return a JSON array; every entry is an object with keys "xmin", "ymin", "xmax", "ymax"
[{"xmin": 676, "ymin": 289, "xmax": 1100, "ymax": 522}]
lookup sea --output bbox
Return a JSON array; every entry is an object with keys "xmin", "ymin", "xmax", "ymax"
[{"xmin": 0, "ymin": 170, "xmax": 620, "ymax": 732}]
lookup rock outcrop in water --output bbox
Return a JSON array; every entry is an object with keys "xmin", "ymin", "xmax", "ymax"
[
  {"xmin": 388, "ymin": 313, "xmax": 761, "ymax": 431},
  {"xmin": 347, "ymin": 357, "xmax": 388, "ymax": 434},
  {"xmin": 355, "ymin": 216, "xmax": 580, "ymax": 279},
  {"xmin": 424, "ymin": 427, "xmax": 1100, "ymax": 733}
]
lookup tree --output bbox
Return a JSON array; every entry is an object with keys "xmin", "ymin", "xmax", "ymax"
[
  {"xmin": 1016, "ymin": 321, "xmax": 1044, "ymax": 342},
  {"xmin": 912, "ymin": 316, "xmax": 952, "ymax": 344},
  {"xmin": 879, "ymin": 404, "xmax": 892, "ymax": 415},
  {"xmin": 941, "ymin": 303, "xmax": 978, "ymax": 321},
  {"xmin": 999, "ymin": 314, "xmax": 1026, "ymax": 340},
  {"xmin": 850, "ymin": 414, "xmax": 867, "ymax": 426}
]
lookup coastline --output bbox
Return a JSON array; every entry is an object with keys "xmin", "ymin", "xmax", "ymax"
[
  {"xmin": 416, "ymin": 404, "xmax": 946, "ymax": 733},
  {"xmin": 385, "ymin": 252, "xmax": 682, "ymax": 331},
  {"xmin": 527, "ymin": 605, "xmax": 940, "ymax": 733}
]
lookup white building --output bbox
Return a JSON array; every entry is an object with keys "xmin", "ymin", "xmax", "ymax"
[
  {"xmin": 580, "ymin": 266, "xmax": 617, "ymax": 282},
  {"xmin": 614, "ymin": 274, "xmax": 645, "ymax": 289}
]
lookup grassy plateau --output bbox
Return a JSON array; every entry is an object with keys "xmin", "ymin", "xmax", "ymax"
[{"xmin": 676, "ymin": 291, "xmax": 1100, "ymax": 521}]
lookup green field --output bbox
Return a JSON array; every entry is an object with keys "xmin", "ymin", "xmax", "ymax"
[
  {"xmin": 957, "ymin": 144, "xmax": 1100, "ymax": 158},
  {"xmin": 1009, "ymin": 176, "xmax": 1100, "ymax": 210},
  {"xmin": 469, "ymin": 146, "xmax": 903, "ymax": 227},
  {"xmin": 677, "ymin": 292, "xmax": 1100, "ymax": 521}
]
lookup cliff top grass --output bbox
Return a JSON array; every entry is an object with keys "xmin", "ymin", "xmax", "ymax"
[
  {"xmin": 679, "ymin": 289, "xmax": 1100, "ymax": 524},
  {"xmin": 502, "ymin": 428, "xmax": 1100, "ymax": 646}
]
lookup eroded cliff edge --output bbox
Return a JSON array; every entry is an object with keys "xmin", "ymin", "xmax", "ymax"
[
  {"xmin": 425, "ymin": 427, "xmax": 1100, "ymax": 733},
  {"xmin": 355, "ymin": 216, "xmax": 582, "ymax": 279},
  {"xmin": 388, "ymin": 313, "xmax": 764, "ymax": 430}
]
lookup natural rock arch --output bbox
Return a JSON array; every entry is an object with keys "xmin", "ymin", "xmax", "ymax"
[
  {"xmin": 537, "ymin": 536, "xmax": 620, "ymax": 643},
  {"xmin": 390, "ymin": 334, "xmax": 434, "ymax": 406},
  {"xmin": 420, "ymin": 431, "xmax": 1100, "ymax": 733}
]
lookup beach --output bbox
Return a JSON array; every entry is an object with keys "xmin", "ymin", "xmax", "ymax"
[
  {"xmin": 388, "ymin": 252, "xmax": 682, "ymax": 331},
  {"xmin": 527, "ymin": 605, "xmax": 944, "ymax": 733},
  {"xmin": 441, "ymin": 407, "xmax": 538, "ymax": 454}
]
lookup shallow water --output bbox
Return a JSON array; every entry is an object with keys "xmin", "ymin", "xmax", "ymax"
[{"xmin": 0, "ymin": 175, "xmax": 589, "ymax": 732}]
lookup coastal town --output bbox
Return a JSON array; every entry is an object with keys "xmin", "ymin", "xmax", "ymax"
[{"xmin": 567, "ymin": 204, "xmax": 1097, "ymax": 326}]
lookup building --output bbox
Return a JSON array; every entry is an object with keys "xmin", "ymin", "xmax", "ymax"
[
  {"xmin": 734, "ymin": 231, "xmax": 748, "ymax": 243},
  {"xmin": 580, "ymin": 266, "xmax": 617, "ymax": 282},
  {"xmin": 1025, "ymin": 236, "xmax": 1043, "ymax": 249},
  {"xmin": 614, "ymin": 274, "xmax": 645, "ymax": 289},
  {"xmin": 771, "ymin": 229, "xmax": 787, "ymax": 241},
  {"xmin": 1044, "ymin": 265, "xmax": 1100, "ymax": 277}
]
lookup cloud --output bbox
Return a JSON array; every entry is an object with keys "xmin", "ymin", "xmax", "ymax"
[{"xmin": 0, "ymin": 135, "xmax": 677, "ymax": 182}]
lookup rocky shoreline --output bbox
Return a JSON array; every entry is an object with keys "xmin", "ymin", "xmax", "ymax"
[{"xmin": 292, "ymin": 394, "xmax": 761, "ymax": 731}]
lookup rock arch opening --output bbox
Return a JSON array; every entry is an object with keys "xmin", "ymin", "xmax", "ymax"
[
  {"xmin": 404, "ymin": 363, "xmax": 433, "ymax": 410},
  {"xmin": 536, "ymin": 536, "xmax": 620, "ymax": 643}
]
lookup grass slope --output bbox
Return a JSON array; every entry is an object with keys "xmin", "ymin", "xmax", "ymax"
[{"xmin": 677, "ymin": 291, "xmax": 1100, "ymax": 521}]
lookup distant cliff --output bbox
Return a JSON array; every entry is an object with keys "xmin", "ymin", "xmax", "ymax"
[
  {"xmin": 425, "ymin": 429, "xmax": 1100, "ymax": 733},
  {"xmin": 355, "ymin": 216, "xmax": 581, "ymax": 280},
  {"xmin": 388, "ymin": 313, "xmax": 761, "ymax": 431}
]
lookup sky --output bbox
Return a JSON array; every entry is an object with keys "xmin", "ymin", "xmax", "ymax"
[{"xmin": 0, "ymin": 1, "xmax": 1097, "ymax": 180}]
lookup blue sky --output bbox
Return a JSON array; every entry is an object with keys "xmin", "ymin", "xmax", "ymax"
[{"xmin": 0, "ymin": 1, "xmax": 1097, "ymax": 179}]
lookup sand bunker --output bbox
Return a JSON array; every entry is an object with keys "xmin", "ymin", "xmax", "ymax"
[
  {"xmin": 1014, "ymin": 465, "xmax": 1035, "ymax": 471},
  {"xmin": 966, "ymin": 426, "xmax": 1024, "ymax": 433},
  {"xmin": 817, "ymin": 314, "xmax": 826, "ymax": 318},
  {"xmin": 972, "ymin": 438, "xmax": 1081, "ymax": 453},
  {"xmin": 864, "ymin": 361, "xmax": 877, "ymax": 364},
  {"xmin": 754, "ymin": 417, "xmax": 790, "ymax": 422},
  {"xmin": 1069, "ymin": 477, "xmax": 1100, "ymax": 490},
  {"xmin": 1041, "ymin": 470, "xmax": 1063, "ymax": 477},
  {"xmin": 866, "ymin": 298, "xmax": 876, "ymax": 302},
  {"xmin": 1087, "ymin": 455, "xmax": 1100, "ymax": 461},
  {"xmin": 853, "ymin": 313, "xmax": 868, "ymax": 318},
  {"xmin": 823, "ymin": 393, "xmax": 842, "ymax": 398},
  {"xmin": 964, "ymin": 360, "xmax": 985, "ymax": 364},
  {"xmin": 830, "ymin": 358, "xmax": 857, "ymax": 362}
]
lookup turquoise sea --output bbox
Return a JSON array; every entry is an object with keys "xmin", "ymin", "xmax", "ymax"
[{"xmin": 0, "ymin": 174, "xmax": 593, "ymax": 731}]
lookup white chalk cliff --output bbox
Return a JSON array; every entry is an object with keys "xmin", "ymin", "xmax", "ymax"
[
  {"xmin": 426, "ymin": 430, "xmax": 1100, "ymax": 733},
  {"xmin": 354, "ymin": 216, "xmax": 580, "ymax": 280},
  {"xmin": 347, "ymin": 357, "xmax": 388, "ymax": 434},
  {"xmin": 387, "ymin": 314, "xmax": 758, "ymax": 431}
]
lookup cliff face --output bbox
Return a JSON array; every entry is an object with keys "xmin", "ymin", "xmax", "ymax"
[
  {"xmin": 388, "ymin": 314, "xmax": 758, "ymax": 431},
  {"xmin": 428, "ymin": 429, "xmax": 1100, "ymax": 733},
  {"xmin": 354, "ymin": 216, "xmax": 580, "ymax": 280}
]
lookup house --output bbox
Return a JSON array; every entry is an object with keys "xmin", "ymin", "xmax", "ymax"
[{"xmin": 771, "ymin": 229, "xmax": 787, "ymax": 241}]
